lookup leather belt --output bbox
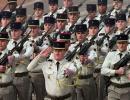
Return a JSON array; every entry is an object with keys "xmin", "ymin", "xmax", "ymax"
[
  {"xmin": 47, "ymin": 93, "xmax": 71, "ymax": 100},
  {"xmin": 0, "ymin": 82, "xmax": 12, "ymax": 88},
  {"xmin": 78, "ymin": 74, "xmax": 93, "ymax": 79},
  {"xmin": 111, "ymin": 82, "xmax": 130, "ymax": 88},
  {"xmin": 14, "ymin": 72, "xmax": 28, "ymax": 77}
]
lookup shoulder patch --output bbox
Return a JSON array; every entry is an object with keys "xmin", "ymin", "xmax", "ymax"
[{"xmin": 47, "ymin": 59, "xmax": 53, "ymax": 62}]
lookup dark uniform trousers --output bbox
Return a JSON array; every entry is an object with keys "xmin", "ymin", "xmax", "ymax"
[
  {"xmin": 76, "ymin": 77, "xmax": 97, "ymax": 100},
  {"xmin": 30, "ymin": 72, "xmax": 46, "ymax": 100},
  {"xmin": 0, "ymin": 85, "xmax": 17, "ymax": 100},
  {"xmin": 13, "ymin": 74, "xmax": 32, "ymax": 100}
]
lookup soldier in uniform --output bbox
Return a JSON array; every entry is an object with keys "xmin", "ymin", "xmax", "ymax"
[
  {"xmin": 65, "ymin": 5, "xmax": 80, "ymax": 40},
  {"xmin": 57, "ymin": 0, "xmax": 73, "ymax": 13},
  {"xmin": 52, "ymin": 13, "xmax": 68, "ymax": 40},
  {"xmin": 96, "ymin": 0, "xmax": 108, "ymax": 28},
  {"xmin": 28, "ymin": 19, "xmax": 47, "ymax": 100},
  {"xmin": 38, "ymin": 16, "xmax": 56, "ymax": 51},
  {"xmin": 0, "ymin": 32, "xmax": 17, "ymax": 100},
  {"xmin": 0, "ymin": 11, "xmax": 12, "ymax": 33},
  {"xmin": 7, "ymin": 22, "xmax": 33, "ymax": 100},
  {"xmin": 76, "ymin": 52, "xmax": 97, "ymax": 100},
  {"xmin": 15, "ymin": 8, "xmax": 27, "ymax": 31},
  {"xmin": 33, "ymin": 2, "xmax": 44, "ymax": 26},
  {"xmin": 115, "ymin": 13, "xmax": 127, "ymax": 35},
  {"xmin": 7, "ymin": 0, "xmax": 17, "ymax": 12},
  {"xmin": 43, "ymin": 0, "xmax": 59, "ymax": 18},
  {"xmin": 101, "ymin": 34, "xmax": 130, "ymax": 100},
  {"xmin": 86, "ymin": 20, "xmax": 99, "ymax": 60},
  {"xmin": 83, "ymin": 4, "xmax": 97, "ymax": 27},
  {"xmin": 110, "ymin": 0, "xmax": 124, "ymax": 18},
  {"xmin": 28, "ymin": 41, "xmax": 81, "ymax": 100},
  {"xmin": 96, "ymin": 0, "xmax": 108, "ymax": 21}
]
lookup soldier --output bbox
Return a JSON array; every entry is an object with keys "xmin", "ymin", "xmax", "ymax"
[
  {"xmin": 52, "ymin": 13, "xmax": 68, "ymax": 40},
  {"xmin": 65, "ymin": 6, "xmax": 80, "ymax": 33},
  {"xmin": 0, "ymin": 11, "xmax": 12, "ymax": 33},
  {"xmin": 28, "ymin": 20, "xmax": 41, "ymax": 55},
  {"xmin": 115, "ymin": 13, "xmax": 127, "ymax": 35},
  {"xmin": 57, "ymin": 0, "xmax": 73, "ymax": 13},
  {"xmin": 7, "ymin": 22, "xmax": 33, "ymax": 100},
  {"xmin": 43, "ymin": 0, "xmax": 58, "ymax": 18},
  {"xmin": 101, "ymin": 34, "xmax": 130, "ymax": 100},
  {"xmin": 80, "ymin": 4, "xmax": 97, "ymax": 27},
  {"xmin": 76, "ymin": 52, "xmax": 97, "ymax": 100},
  {"xmin": 28, "ymin": 41, "xmax": 81, "ymax": 100},
  {"xmin": 98, "ymin": 18, "xmax": 116, "ymax": 54},
  {"xmin": 96, "ymin": 0, "xmax": 108, "ymax": 21},
  {"xmin": 33, "ymin": 2, "xmax": 44, "ymax": 26},
  {"xmin": 15, "ymin": 8, "xmax": 27, "ymax": 31},
  {"xmin": 28, "ymin": 19, "xmax": 47, "ymax": 100},
  {"xmin": 38, "ymin": 16, "xmax": 56, "ymax": 51},
  {"xmin": 7, "ymin": 0, "xmax": 17, "ymax": 12},
  {"xmin": 86, "ymin": 20, "xmax": 99, "ymax": 60},
  {"xmin": 0, "ymin": 32, "xmax": 17, "ymax": 100},
  {"xmin": 96, "ymin": 0, "xmax": 108, "ymax": 28},
  {"xmin": 110, "ymin": 0, "xmax": 124, "ymax": 18}
]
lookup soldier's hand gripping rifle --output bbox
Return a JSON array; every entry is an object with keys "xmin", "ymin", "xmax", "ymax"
[
  {"xmin": 113, "ymin": 53, "xmax": 130, "ymax": 80},
  {"xmin": 0, "ymin": 29, "xmax": 31, "ymax": 65}
]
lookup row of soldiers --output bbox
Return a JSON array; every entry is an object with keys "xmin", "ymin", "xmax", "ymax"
[{"xmin": 0, "ymin": 0, "xmax": 130, "ymax": 100}]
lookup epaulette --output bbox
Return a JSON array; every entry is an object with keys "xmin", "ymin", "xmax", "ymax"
[
  {"xmin": 99, "ymin": 33, "xmax": 105, "ymax": 36},
  {"xmin": 47, "ymin": 59, "xmax": 53, "ymax": 62}
]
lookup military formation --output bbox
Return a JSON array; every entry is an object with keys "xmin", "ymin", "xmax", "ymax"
[{"xmin": 0, "ymin": 0, "xmax": 130, "ymax": 100}]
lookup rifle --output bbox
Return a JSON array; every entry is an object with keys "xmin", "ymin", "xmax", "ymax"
[
  {"xmin": 79, "ymin": 27, "xmax": 103, "ymax": 54},
  {"xmin": 36, "ymin": 25, "xmax": 55, "ymax": 46},
  {"xmin": 108, "ymin": 27, "xmax": 130, "ymax": 50},
  {"xmin": 0, "ymin": 29, "xmax": 31, "ymax": 65},
  {"xmin": 113, "ymin": 53, "xmax": 130, "ymax": 70},
  {"xmin": 65, "ymin": 42, "xmax": 82, "ymax": 61},
  {"xmin": 113, "ymin": 53, "xmax": 130, "ymax": 80}
]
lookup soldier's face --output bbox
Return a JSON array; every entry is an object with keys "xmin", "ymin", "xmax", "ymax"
[
  {"xmin": 105, "ymin": 25, "xmax": 113, "ymax": 33},
  {"xmin": 98, "ymin": 4, "xmax": 107, "ymax": 14},
  {"xmin": 113, "ymin": 1, "xmax": 123, "ymax": 10},
  {"xmin": 49, "ymin": 4, "xmax": 58, "ymax": 12},
  {"xmin": 34, "ymin": 8, "xmax": 44, "ymax": 17},
  {"xmin": 8, "ymin": 2, "xmax": 17, "ymax": 12},
  {"xmin": 88, "ymin": 11, "xmax": 96, "ymax": 20},
  {"xmin": 11, "ymin": 29, "xmax": 22, "ymax": 40},
  {"xmin": 116, "ymin": 20, "xmax": 126, "ymax": 30},
  {"xmin": 0, "ymin": 40, "xmax": 8, "ymax": 51},
  {"xmin": 44, "ymin": 23, "xmax": 54, "ymax": 32},
  {"xmin": 1, "ymin": 18, "xmax": 10, "ymax": 27},
  {"xmin": 117, "ymin": 42, "xmax": 128, "ymax": 52},
  {"xmin": 63, "ymin": 0, "xmax": 73, "ymax": 8},
  {"xmin": 16, "ymin": 16, "xmax": 26, "ymax": 23},
  {"xmin": 56, "ymin": 20, "xmax": 67, "ymax": 30},
  {"xmin": 68, "ymin": 13, "xmax": 79, "ymax": 23},
  {"xmin": 53, "ymin": 49, "xmax": 66, "ymax": 61},
  {"xmin": 30, "ymin": 27, "xmax": 39, "ymax": 37},
  {"xmin": 76, "ymin": 32, "xmax": 86, "ymax": 42},
  {"xmin": 88, "ymin": 26, "xmax": 99, "ymax": 36}
]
